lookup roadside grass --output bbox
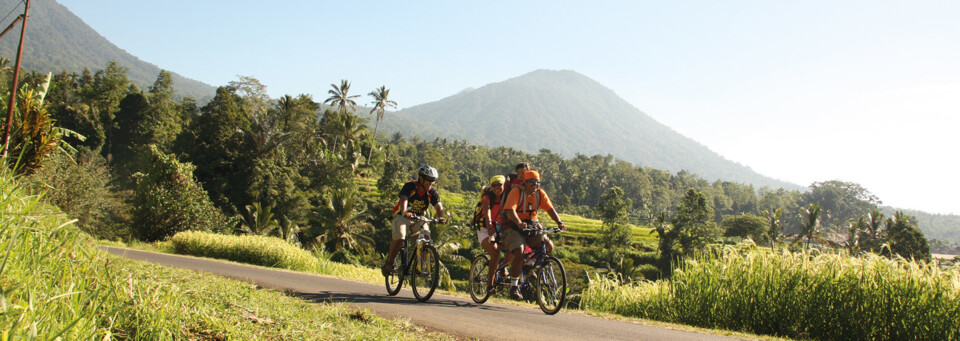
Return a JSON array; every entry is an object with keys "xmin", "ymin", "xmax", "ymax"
[
  {"xmin": 581, "ymin": 242, "xmax": 960, "ymax": 340},
  {"xmin": 0, "ymin": 169, "xmax": 450, "ymax": 340}
]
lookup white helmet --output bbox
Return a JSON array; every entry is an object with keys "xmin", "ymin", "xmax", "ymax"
[{"xmin": 418, "ymin": 165, "xmax": 439, "ymax": 179}]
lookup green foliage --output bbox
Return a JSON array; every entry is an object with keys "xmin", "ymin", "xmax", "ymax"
[
  {"xmin": 882, "ymin": 211, "xmax": 931, "ymax": 262},
  {"xmin": 172, "ymin": 231, "xmax": 317, "ymax": 271},
  {"xmin": 25, "ymin": 149, "xmax": 131, "ymax": 240},
  {"xmin": 672, "ymin": 188, "xmax": 719, "ymax": 255},
  {"xmin": 5, "ymin": 78, "xmax": 64, "ymax": 175},
  {"xmin": 721, "ymin": 213, "xmax": 767, "ymax": 242},
  {"xmin": 312, "ymin": 188, "xmax": 375, "ymax": 253},
  {"xmin": 131, "ymin": 145, "xmax": 226, "ymax": 241},
  {"xmin": 804, "ymin": 180, "xmax": 882, "ymax": 229}
]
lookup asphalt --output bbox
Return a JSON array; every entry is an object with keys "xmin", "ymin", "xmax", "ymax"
[{"xmin": 101, "ymin": 246, "xmax": 744, "ymax": 341}]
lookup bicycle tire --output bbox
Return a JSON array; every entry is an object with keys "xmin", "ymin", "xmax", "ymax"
[
  {"xmin": 536, "ymin": 256, "xmax": 567, "ymax": 315},
  {"xmin": 384, "ymin": 252, "xmax": 404, "ymax": 296},
  {"xmin": 469, "ymin": 254, "xmax": 491, "ymax": 304},
  {"xmin": 411, "ymin": 244, "xmax": 440, "ymax": 302}
]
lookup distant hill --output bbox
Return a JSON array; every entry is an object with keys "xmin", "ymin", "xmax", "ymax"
[
  {"xmin": 0, "ymin": 0, "xmax": 215, "ymax": 101},
  {"xmin": 378, "ymin": 69, "xmax": 804, "ymax": 191}
]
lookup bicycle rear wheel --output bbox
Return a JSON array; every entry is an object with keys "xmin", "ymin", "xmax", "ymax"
[
  {"xmin": 536, "ymin": 256, "xmax": 567, "ymax": 315},
  {"xmin": 469, "ymin": 254, "xmax": 491, "ymax": 304},
  {"xmin": 411, "ymin": 244, "xmax": 440, "ymax": 302},
  {"xmin": 384, "ymin": 253, "xmax": 404, "ymax": 296}
]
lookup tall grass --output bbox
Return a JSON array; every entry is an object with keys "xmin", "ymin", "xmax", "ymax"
[
  {"xmin": 581, "ymin": 242, "xmax": 960, "ymax": 340},
  {"xmin": 171, "ymin": 230, "xmax": 382, "ymax": 283}
]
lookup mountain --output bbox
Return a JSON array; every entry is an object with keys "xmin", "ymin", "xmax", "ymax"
[
  {"xmin": 0, "ymin": 0, "xmax": 215, "ymax": 101},
  {"xmin": 379, "ymin": 69, "xmax": 804, "ymax": 191}
]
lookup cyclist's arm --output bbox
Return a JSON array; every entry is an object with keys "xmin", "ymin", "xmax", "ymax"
[
  {"xmin": 396, "ymin": 195, "xmax": 414, "ymax": 219},
  {"xmin": 433, "ymin": 202, "xmax": 445, "ymax": 222},
  {"xmin": 545, "ymin": 207, "xmax": 566, "ymax": 230},
  {"xmin": 505, "ymin": 208, "xmax": 523, "ymax": 227},
  {"xmin": 481, "ymin": 199, "xmax": 494, "ymax": 232}
]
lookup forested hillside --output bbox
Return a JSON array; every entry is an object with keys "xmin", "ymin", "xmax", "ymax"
[
  {"xmin": 379, "ymin": 70, "xmax": 804, "ymax": 191},
  {"xmin": 0, "ymin": 0, "xmax": 215, "ymax": 101}
]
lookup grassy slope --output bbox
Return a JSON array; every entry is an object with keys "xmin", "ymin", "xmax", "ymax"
[{"xmin": 0, "ymin": 171, "xmax": 451, "ymax": 340}]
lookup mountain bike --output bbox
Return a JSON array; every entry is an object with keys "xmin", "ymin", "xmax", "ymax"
[
  {"xmin": 384, "ymin": 216, "xmax": 442, "ymax": 302},
  {"xmin": 469, "ymin": 224, "xmax": 567, "ymax": 314}
]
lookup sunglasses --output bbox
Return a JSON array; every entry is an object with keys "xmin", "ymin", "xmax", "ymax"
[
  {"xmin": 492, "ymin": 183, "xmax": 503, "ymax": 187},
  {"xmin": 423, "ymin": 176, "xmax": 437, "ymax": 183},
  {"xmin": 526, "ymin": 179, "xmax": 541, "ymax": 185}
]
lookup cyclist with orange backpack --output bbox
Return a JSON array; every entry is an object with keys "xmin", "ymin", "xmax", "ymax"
[{"xmin": 501, "ymin": 170, "xmax": 567, "ymax": 300}]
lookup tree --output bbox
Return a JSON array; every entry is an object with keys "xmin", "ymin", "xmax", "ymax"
[
  {"xmin": 367, "ymin": 85, "xmax": 397, "ymax": 163},
  {"xmin": 792, "ymin": 203, "xmax": 836, "ymax": 248},
  {"xmin": 235, "ymin": 202, "xmax": 280, "ymax": 236},
  {"xmin": 597, "ymin": 186, "xmax": 633, "ymax": 250},
  {"xmin": 882, "ymin": 211, "xmax": 931, "ymax": 262},
  {"xmin": 805, "ymin": 180, "xmax": 881, "ymax": 230},
  {"xmin": 324, "ymin": 79, "xmax": 360, "ymax": 113},
  {"xmin": 721, "ymin": 213, "xmax": 767, "ymax": 242},
  {"xmin": 672, "ymin": 188, "xmax": 718, "ymax": 255},
  {"xmin": 131, "ymin": 145, "xmax": 226, "ymax": 242},
  {"xmin": 761, "ymin": 208, "xmax": 783, "ymax": 247},
  {"xmin": 313, "ymin": 189, "xmax": 375, "ymax": 253}
]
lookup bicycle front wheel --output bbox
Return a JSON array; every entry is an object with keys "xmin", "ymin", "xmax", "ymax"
[
  {"xmin": 536, "ymin": 256, "xmax": 567, "ymax": 315},
  {"xmin": 411, "ymin": 244, "xmax": 440, "ymax": 302},
  {"xmin": 469, "ymin": 254, "xmax": 491, "ymax": 304},
  {"xmin": 384, "ymin": 253, "xmax": 404, "ymax": 296}
]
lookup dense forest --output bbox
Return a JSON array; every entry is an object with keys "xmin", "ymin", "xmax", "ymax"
[{"xmin": 2, "ymin": 61, "xmax": 949, "ymax": 288}]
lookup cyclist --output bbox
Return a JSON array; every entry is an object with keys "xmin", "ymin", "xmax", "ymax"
[
  {"xmin": 501, "ymin": 170, "xmax": 567, "ymax": 300},
  {"xmin": 382, "ymin": 165, "xmax": 446, "ymax": 277},
  {"xmin": 477, "ymin": 175, "xmax": 506, "ymax": 292}
]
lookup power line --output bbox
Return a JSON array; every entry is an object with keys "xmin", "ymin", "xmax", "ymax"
[{"xmin": 0, "ymin": 0, "xmax": 24, "ymax": 28}]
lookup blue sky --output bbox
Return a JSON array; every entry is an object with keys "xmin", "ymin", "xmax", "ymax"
[{"xmin": 57, "ymin": 1, "xmax": 960, "ymax": 215}]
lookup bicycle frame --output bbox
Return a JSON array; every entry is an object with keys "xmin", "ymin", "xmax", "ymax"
[{"xmin": 398, "ymin": 219, "xmax": 433, "ymax": 276}]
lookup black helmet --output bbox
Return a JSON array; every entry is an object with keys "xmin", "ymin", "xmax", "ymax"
[{"xmin": 418, "ymin": 165, "xmax": 439, "ymax": 179}]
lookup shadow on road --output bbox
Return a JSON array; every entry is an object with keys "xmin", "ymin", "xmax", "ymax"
[{"xmin": 298, "ymin": 291, "xmax": 516, "ymax": 313}]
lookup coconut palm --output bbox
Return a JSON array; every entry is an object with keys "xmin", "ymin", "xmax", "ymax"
[
  {"xmin": 314, "ymin": 189, "xmax": 374, "ymax": 253},
  {"xmin": 791, "ymin": 203, "xmax": 837, "ymax": 248},
  {"xmin": 366, "ymin": 86, "xmax": 397, "ymax": 163},
  {"xmin": 236, "ymin": 202, "xmax": 280, "ymax": 236},
  {"xmin": 323, "ymin": 79, "xmax": 360, "ymax": 113}
]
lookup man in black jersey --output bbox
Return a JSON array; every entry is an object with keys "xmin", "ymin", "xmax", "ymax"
[{"xmin": 382, "ymin": 165, "xmax": 447, "ymax": 276}]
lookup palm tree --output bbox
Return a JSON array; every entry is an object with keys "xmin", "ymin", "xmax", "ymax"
[
  {"xmin": 762, "ymin": 208, "xmax": 782, "ymax": 248},
  {"xmin": 314, "ymin": 189, "xmax": 374, "ymax": 253},
  {"xmin": 366, "ymin": 86, "xmax": 397, "ymax": 163},
  {"xmin": 793, "ymin": 203, "xmax": 834, "ymax": 248},
  {"xmin": 236, "ymin": 202, "xmax": 280, "ymax": 236},
  {"xmin": 324, "ymin": 79, "xmax": 360, "ymax": 113}
]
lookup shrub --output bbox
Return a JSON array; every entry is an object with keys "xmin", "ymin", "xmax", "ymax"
[
  {"xmin": 171, "ymin": 231, "xmax": 318, "ymax": 271},
  {"xmin": 26, "ymin": 148, "xmax": 132, "ymax": 240},
  {"xmin": 131, "ymin": 145, "xmax": 227, "ymax": 241}
]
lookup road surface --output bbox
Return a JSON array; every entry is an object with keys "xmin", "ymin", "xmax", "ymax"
[{"xmin": 102, "ymin": 246, "xmax": 743, "ymax": 341}]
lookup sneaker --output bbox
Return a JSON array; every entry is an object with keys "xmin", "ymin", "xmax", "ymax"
[
  {"xmin": 381, "ymin": 264, "xmax": 393, "ymax": 277},
  {"xmin": 509, "ymin": 286, "xmax": 523, "ymax": 301},
  {"xmin": 487, "ymin": 285, "xmax": 497, "ymax": 295}
]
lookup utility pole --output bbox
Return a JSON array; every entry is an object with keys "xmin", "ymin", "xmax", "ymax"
[{"xmin": 1, "ymin": 0, "xmax": 30, "ymax": 157}]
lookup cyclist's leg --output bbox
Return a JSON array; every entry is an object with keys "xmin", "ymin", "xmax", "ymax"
[
  {"xmin": 500, "ymin": 227, "xmax": 525, "ymax": 278},
  {"xmin": 478, "ymin": 229, "xmax": 499, "ymax": 287},
  {"xmin": 384, "ymin": 215, "xmax": 407, "ymax": 274}
]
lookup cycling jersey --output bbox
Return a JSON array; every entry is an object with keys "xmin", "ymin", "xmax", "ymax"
[{"xmin": 392, "ymin": 181, "xmax": 440, "ymax": 216}]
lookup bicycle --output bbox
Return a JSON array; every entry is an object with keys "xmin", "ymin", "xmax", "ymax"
[
  {"xmin": 469, "ymin": 224, "xmax": 567, "ymax": 315},
  {"xmin": 384, "ymin": 215, "xmax": 443, "ymax": 302}
]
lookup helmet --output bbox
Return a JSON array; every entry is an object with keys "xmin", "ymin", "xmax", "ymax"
[
  {"xmin": 489, "ymin": 175, "xmax": 506, "ymax": 185},
  {"xmin": 418, "ymin": 165, "xmax": 439, "ymax": 179}
]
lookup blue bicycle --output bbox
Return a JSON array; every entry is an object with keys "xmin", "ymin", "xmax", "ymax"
[{"xmin": 469, "ymin": 224, "xmax": 567, "ymax": 315}]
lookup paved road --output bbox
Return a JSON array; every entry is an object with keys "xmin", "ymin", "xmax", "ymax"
[{"xmin": 102, "ymin": 246, "xmax": 742, "ymax": 341}]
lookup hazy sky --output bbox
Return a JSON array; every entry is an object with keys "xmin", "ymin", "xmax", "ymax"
[{"xmin": 56, "ymin": 1, "xmax": 959, "ymax": 215}]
